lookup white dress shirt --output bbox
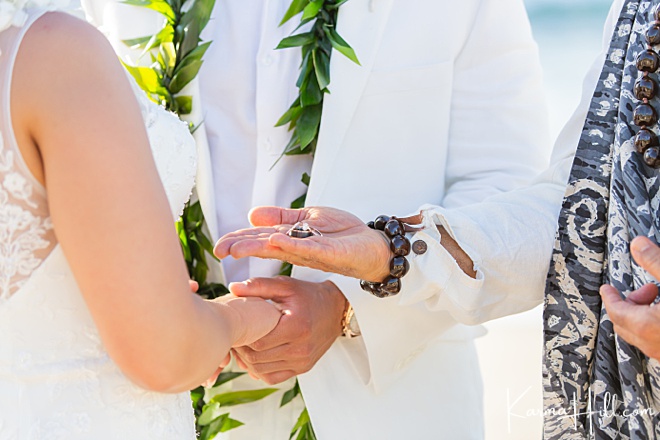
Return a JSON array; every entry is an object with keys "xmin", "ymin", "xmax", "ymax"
[{"xmin": 200, "ymin": 0, "xmax": 312, "ymax": 284}]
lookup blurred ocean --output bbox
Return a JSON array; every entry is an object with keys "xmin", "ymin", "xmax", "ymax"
[
  {"xmin": 475, "ymin": 1, "xmax": 614, "ymax": 439},
  {"xmin": 526, "ymin": 0, "xmax": 612, "ymax": 136}
]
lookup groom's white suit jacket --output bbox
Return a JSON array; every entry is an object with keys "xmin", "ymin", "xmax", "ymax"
[{"xmin": 84, "ymin": 0, "xmax": 550, "ymax": 438}]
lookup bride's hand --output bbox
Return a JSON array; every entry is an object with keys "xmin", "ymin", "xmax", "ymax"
[
  {"xmin": 214, "ymin": 294, "xmax": 283, "ymax": 347},
  {"xmin": 214, "ymin": 206, "xmax": 391, "ymax": 282}
]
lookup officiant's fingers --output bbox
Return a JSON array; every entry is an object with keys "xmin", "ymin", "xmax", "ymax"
[
  {"xmin": 248, "ymin": 206, "xmax": 308, "ymax": 227},
  {"xmin": 626, "ymin": 283, "xmax": 659, "ymax": 305},
  {"xmin": 631, "ymin": 236, "xmax": 660, "ymax": 279},
  {"xmin": 601, "ymin": 285, "xmax": 651, "ymax": 345}
]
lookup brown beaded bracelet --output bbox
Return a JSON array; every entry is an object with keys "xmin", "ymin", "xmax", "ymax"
[{"xmin": 360, "ymin": 215, "xmax": 411, "ymax": 298}]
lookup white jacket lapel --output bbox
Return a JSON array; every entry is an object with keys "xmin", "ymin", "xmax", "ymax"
[{"xmin": 307, "ymin": 0, "xmax": 394, "ymax": 205}]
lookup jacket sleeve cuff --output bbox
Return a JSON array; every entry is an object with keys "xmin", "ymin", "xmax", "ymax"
[{"xmin": 327, "ymin": 272, "xmax": 478, "ymax": 392}]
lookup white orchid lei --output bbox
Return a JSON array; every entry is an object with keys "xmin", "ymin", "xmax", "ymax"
[{"xmin": 0, "ymin": 0, "xmax": 70, "ymax": 33}]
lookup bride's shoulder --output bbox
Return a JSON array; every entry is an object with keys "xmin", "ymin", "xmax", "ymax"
[
  {"xmin": 19, "ymin": 11, "xmax": 120, "ymax": 79},
  {"xmin": 13, "ymin": 8, "xmax": 145, "ymax": 163}
]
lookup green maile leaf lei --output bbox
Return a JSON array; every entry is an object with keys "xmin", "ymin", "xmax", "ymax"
[
  {"xmin": 121, "ymin": 1, "xmax": 274, "ymax": 439},
  {"xmin": 275, "ymin": 1, "xmax": 360, "ymax": 439}
]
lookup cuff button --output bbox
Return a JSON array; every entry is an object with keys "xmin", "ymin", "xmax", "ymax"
[{"xmin": 412, "ymin": 240, "xmax": 428, "ymax": 255}]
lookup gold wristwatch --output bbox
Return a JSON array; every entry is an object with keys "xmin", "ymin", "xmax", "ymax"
[{"xmin": 341, "ymin": 303, "xmax": 361, "ymax": 338}]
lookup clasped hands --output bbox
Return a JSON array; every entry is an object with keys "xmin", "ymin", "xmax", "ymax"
[{"xmin": 205, "ymin": 206, "xmax": 391, "ymax": 386}]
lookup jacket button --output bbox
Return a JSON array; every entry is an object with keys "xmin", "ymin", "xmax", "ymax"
[{"xmin": 412, "ymin": 240, "xmax": 428, "ymax": 255}]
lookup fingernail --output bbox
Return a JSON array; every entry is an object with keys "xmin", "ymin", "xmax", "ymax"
[{"xmin": 228, "ymin": 281, "xmax": 248, "ymax": 290}]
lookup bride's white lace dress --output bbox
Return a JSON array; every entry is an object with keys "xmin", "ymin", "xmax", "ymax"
[{"xmin": 0, "ymin": 8, "xmax": 198, "ymax": 439}]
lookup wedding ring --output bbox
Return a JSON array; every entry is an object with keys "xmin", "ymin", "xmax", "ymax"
[{"xmin": 286, "ymin": 222, "xmax": 322, "ymax": 239}]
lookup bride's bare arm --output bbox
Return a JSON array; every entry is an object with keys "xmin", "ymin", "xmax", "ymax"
[{"xmin": 11, "ymin": 12, "xmax": 280, "ymax": 393}]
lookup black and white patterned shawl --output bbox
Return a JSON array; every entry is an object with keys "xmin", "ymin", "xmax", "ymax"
[{"xmin": 543, "ymin": 1, "xmax": 660, "ymax": 439}]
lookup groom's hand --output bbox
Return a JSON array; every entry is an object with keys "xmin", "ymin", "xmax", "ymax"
[{"xmin": 229, "ymin": 277, "xmax": 345, "ymax": 385}]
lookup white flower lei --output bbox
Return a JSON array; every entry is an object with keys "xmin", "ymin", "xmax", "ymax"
[{"xmin": 0, "ymin": 0, "xmax": 70, "ymax": 34}]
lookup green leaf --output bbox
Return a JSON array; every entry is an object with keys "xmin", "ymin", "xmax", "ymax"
[
  {"xmin": 301, "ymin": 172, "xmax": 311, "ymax": 186},
  {"xmin": 290, "ymin": 193, "xmax": 307, "ymax": 209},
  {"xmin": 281, "ymin": 133, "xmax": 301, "ymax": 155},
  {"xmin": 190, "ymin": 386, "xmax": 204, "ymax": 408},
  {"xmin": 174, "ymin": 95, "xmax": 193, "ymax": 114},
  {"xmin": 181, "ymin": 0, "xmax": 216, "ymax": 31},
  {"xmin": 301, "ymin": 0, "xmax": 323, "ymax": 20},
  {"xmin": 179, "ymin": 19, "xmax": 202, "ymax": 60},
  {"xmin": 179, "ymin": 0, "xmax": 216, "ymax": 57},
  {"xmin": 312, "ymin": 49, "xmax": 330, "ymax": 90},
  {"xmin": 296, "ymin": 50, "xmax": 313, "ymax": 88},
  {"xmin": 220, "ymin": 417, "xmax": 244, "ymax": 433},
  {"xmin": 176, "ymin": 41, "xmax": 212, "ymax": 75},
  {"xmin": 296, "ymin": 104, "xmax": 322, "ymax": 149},
  {"xmin": 195, "ymin": 229, "xmax": 218, "ymax": 258},
  {"xmin": 198, "ymin": 403, "xmax": 226, "ymax": 426},
  {"xmin": 211, "ymin": 371, "xmax": 246, "ymax": 388},
  {"xmin": 208, "ymin": 388, "xmax": 279, "ymax": 407},
  {"xmin": 280, "ymin": 0, "xmax": 310, "ymax": 26},
  {"xmin": 122, "ymin": 35, "xmax": 151, "ymax": 49},
  {"xmin": 279, "ymin": 262, "xmax": 293, "ymax": 276},
  {"xmin": 324, "ymin": 27, "xmax": 360, "ymax": 65},
  {"xmin": 121, "ymin": 62, "xmax": 169, "ymax": 100},
  {"xmin": 280, "ymin": 381, "xmax": 301, "ymax": 407},
  {"xmin": 199, "ymin": 413, "xmax": 227, "ymax": 440},
  {"xmin": 136, "ymin": 25, "xmax": 175, "ymax": 60},
  {"xmin": 289, "ymin": 408, "xmax": 311, "ymax": 440},
  {"xmin": 169, "ymin": 59, "xmax": 203, "ymax": 94},
  {"xmin": 276, "ymin": 32, "xmax": 315, "ymax": 50},
  {"xmin": 300, "ymin": 73, "xmax": 322, "ymax": 106},
  {"xmin": 186, "ymin": 201, "xmax": 204, "ymax": 222},
  {"xmin": 159, "ymin": 41, "xmax": 177, "ymax": 75},
  {"xmin": 122, "ymin": 0, "xmax": 175, "ymax": 23},
  {"xmin": 199, "ymin": 414, "xmax": 244, "ymax": 439},
  {"xmin": 276, "ymin": 104, "xmax": 303, "ymax": 128}
]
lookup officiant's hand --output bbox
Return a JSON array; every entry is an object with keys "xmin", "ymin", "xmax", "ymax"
[
  {"xmin": 601, "ymin": 236, "xmax": 660, "ymax": 360},
  {"xmin": 228, "ymin": 277, "xmax": 345, "ymax": 385},
  {"xmin": 214, "ymin": 206, "xmax": 392, "ymax": 283}
]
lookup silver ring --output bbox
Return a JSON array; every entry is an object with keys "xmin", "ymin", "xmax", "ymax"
[{"xmin": 286, "ymin": 221, "xmax": 322, "ymax": 239}]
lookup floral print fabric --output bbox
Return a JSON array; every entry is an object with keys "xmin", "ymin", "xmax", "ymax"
[{"xmin": 544, "ymin": 1, "xmax": 660, "ymax": 438}]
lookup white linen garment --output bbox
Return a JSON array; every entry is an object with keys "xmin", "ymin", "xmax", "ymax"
[{"xmin": 84, "ymin": 0, "xmax": 555, "ymax": 438}]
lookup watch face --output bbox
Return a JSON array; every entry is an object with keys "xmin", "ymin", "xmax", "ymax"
[{"xmin": 348, "ymin": 314, "xmax": 361, "ymax": 336}]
